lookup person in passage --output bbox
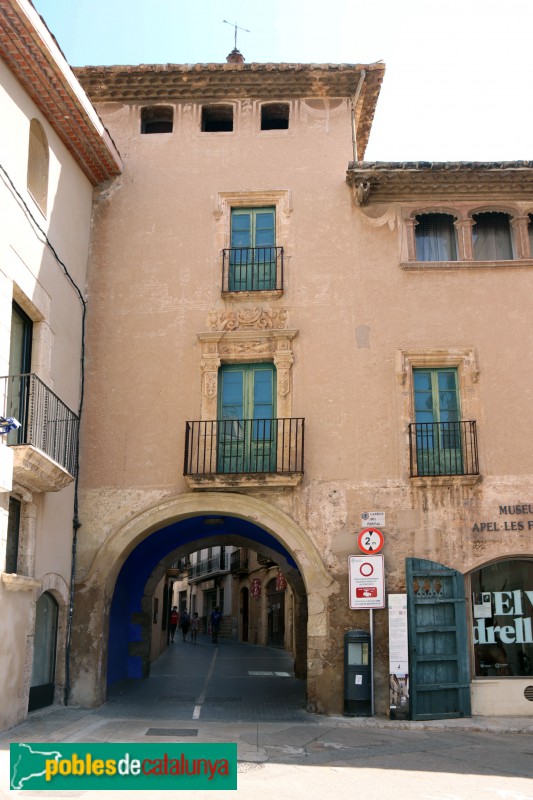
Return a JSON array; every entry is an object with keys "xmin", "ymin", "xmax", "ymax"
[
  {"xmin": 180, "ymin": 608, "xmax": 191, "ymax": 642},
  {"xmin": 169, "ymin": 606, "xmax": 179, "ymax": 643},
  {"xmin": 210, "ymin": 606, "xmax": 222, "ymax": 644},
  {"xmin": 191, "ymin": 611, "xmax": 200, "ymax": 644}
]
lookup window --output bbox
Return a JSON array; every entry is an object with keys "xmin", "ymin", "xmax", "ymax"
[
  {"xmin": 7, "ymin": 302, "xmax": 32, "ymax": 446},
  {"xmin": 202, "ymin": 105, "xmax": 233, "ymax": 132},
  {"xmin": 471, "ymin": 559, "xmax": 533, "ymax": 678},
  {"xmin": 228, "ymin": 207, "xmax": 276, "ymax": 291},
  {"xmin": 27, "ymin": 119, "xmax": 49, "ymax": 214},
  {"xmin": 415, "ymin": 213, "xmax": 457, "ymax": 261},
  {"xmin": 261, "ymin": 103, "xmax": 289, "ymax": 130},
  {"xmin": 141, "ymin": 106, "xmax": 173, "ymax": 134},
  {"xmin": 528, "ymin": 214, "xmax": 533, "ymax": 257},
  {"xmin": 473, "ymin": 212, "xmax": 513, "ymax": 260},
  {"xmin": 217, "ymin": 363, "xmax": 276, "ymax": 473},
  {"xmin": 412, "ymin": 368, "xmax": 464, "ymax": 476},
  {"xmin": 5, "ymin": 497, "xmax": 21, "ymax": 574}
]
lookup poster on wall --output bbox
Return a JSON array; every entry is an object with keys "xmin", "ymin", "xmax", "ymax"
[
  {"xmin": 388, "ymin": 593, "xmax": 409, "ymax": 720},
  {"xmin": 251, "ymin": 578, "xmax": 262, "ymax": 598}
]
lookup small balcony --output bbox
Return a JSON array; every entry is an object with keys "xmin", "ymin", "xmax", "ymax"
[
  {"xmin": 188, "ymin": 552, "xmax": 229, "ymax": 582},
  {"xmin": 230, "ymin": 548, "xmax": 249, "ymax": 574},
  {"xmin": 409, "ymin": 420, "xmax": 479, "ymax": 479},
  {"xmin": 184, "ymin": 417, "xmax": 304, "ymax": 489},
  {"xmin": 222, "ymin": 246, "xmax": 284, "ymax": 294},
  {"xmin": 1, "ymin": 373, "xmax": 79, "ymax": 492}
]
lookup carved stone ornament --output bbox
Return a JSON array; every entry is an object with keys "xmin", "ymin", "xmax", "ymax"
[{"xmin": 208, "ymin": 307, "xmax": 288, "ymax": 331}]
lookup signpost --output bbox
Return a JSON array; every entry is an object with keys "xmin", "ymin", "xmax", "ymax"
[{"xmin": 349, "ymin": 527, "xmax": 387, "ymax": 717}]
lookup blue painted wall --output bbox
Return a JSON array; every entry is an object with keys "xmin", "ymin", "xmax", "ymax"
[{"xmin": 106, "ymin": 515, "xmax": 297, "ymax": 686}]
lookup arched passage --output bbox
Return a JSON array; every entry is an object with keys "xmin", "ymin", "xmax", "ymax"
[{"xmin": 70, "ymin": 493, "xmax": 337, "ymax": 711}]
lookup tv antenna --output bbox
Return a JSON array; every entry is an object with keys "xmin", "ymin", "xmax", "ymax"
[{"xmin": 223, "ymin": 19, "xmax": 250, "ymax": 51}]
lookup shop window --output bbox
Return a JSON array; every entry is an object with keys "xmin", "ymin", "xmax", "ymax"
[
  {"xmin": 471, "ymin": 559, "xmax": 533, "ymax": 677},
  {"xmin": 202, "ymin": 105, "xmax": 233, "ymax": 132},
  {"xmin": 141, "ymin": 106, "xmax": 173, "ymax": 134},
  {"xmin": 472, "ymin": 212, "xmax": 514, "ymax": 260},
  {"xmin": 415, "ymin": 213, "xmax": 457, "ymax": 261},
  {"xmin": 261, "ymin": 103, "xmax": 289, "ymax": 130},
  {"xmin": 27, "ymin": 119, "xmax": 49, "ymax": 214}
]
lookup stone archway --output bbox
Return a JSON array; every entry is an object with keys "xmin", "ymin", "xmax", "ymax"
[{"xmin": 69, "ymin": 492, "xmax": 338, "ymax": 710}]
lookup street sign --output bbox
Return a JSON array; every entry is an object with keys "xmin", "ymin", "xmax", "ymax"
[
  {"xmin": 349, "ymin": 555, "xmax": 385, "ymax": 609},
  {"xmin": 361, "ymin": 511, "xmax": 385, "ymax": 527},
  {"xmin": 357, "ymin": 527, "xmax": 385, "ymax": 555}
]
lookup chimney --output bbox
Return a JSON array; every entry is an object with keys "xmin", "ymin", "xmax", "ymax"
[{"xmin": 226, "ymin": 48, "xmax": 245, "ymax": 64}]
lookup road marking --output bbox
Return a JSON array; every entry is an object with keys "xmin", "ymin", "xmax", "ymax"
[{"xmin": 192, "ymin": 647, "xmax": 219, "ymax": 720}]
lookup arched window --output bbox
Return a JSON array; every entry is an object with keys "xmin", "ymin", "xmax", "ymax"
[
  {"xmin": 140, "ymin": 106, "xmax": 173, "ymax": 134},
  {"xmin": 27, "ymin": 119, "xmax": 49, "ymax": 214},
  {"xmin": 201, "ymin": 105, "xmax": 233, "ymax": 132},
  {"xmin": 415, "ymin": 213, "xmax": 457, "ymax": 261},
  {"xmin": 261, "ymin": 103, "xmax": 290, "ymax": 130},
  {"xmin": 472, "ymin": 212, "xmax": 513, "ymax": 260}
]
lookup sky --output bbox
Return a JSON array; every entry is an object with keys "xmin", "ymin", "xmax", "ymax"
[{"xmin": 32, "ymin": 0, "xmax": 533, "ymax": 163}]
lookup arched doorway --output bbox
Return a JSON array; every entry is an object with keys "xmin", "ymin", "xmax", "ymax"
[
  {"xmin": 70, "ymin": 493, "xmax": 336, "ymax": 711},
  {"xmin": 267, "ymin": 577, "xmax": 285, "ymax": 648},
  {"xmin": 28, "ymin": 591, "xmax": 58, "ymax": 712}
]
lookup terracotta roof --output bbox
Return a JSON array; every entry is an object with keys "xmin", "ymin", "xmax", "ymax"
[
  {"xmin": 0, "ymin": 0, "xmax": 122, "ymax": 185},
  {"xmin": 74, "ymin": 61, "xmax": 386, "ymax": 161}
]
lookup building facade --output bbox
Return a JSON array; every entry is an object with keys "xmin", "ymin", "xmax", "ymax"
[
  {"xmin": 0, "ymin": 0, "xmax": 121, "ymax": 731},
  {"xmin": 1, "ymin": 3, "xmax": 532, "ymax": 728},
  {"xmin": 68, "ymin": 57, "xmax": 533, "ymax": 718}
]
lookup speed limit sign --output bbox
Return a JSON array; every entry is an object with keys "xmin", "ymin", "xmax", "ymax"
[{"xmin": 357, "ymin": 527, "xmax": 384, "ymax": 554}]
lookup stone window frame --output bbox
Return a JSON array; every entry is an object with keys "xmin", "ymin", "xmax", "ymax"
[
  {"xmin": 396, "ymin": 347, "xmax": 481, "ymax": 484},
  {"xmin": 214, "ymin": 189, "xmax": 292, "ymax": 299},
  {"xmin": 140, "ymin": 105, "xmax": 174, "ymax": 134},
  {"xmin": 402, "ymin": 203, "xmax": 533, "ymax": 268},
  {"xmin": 197, "ymin": 318, "xmax": 298, "ymax": 423}
]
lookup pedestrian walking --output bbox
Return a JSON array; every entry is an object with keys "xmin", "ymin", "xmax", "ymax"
[
  {"xmin": 169, "ymin": 606, "xmax": 179, "ymax": 643},
  {"xmin": 180, "ymin": 608, "xmax": 191, "ymax": 641},
  {"xmin": 210, "ymin": 606, "xmax": 222, "ymax": 644},
  {"xmin": 191, "ymin": 611, "xmax": 200, "ymax": 644}
]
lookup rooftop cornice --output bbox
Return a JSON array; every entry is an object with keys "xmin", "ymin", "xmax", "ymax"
[
  {"xmin": 74, "ymin": 61, "xmax": 386, "ymax": 160},
  {"xmin": 347, "ymin": 161, "xmax": 533, "ymax": 204},
  {"xmin": 0, "ymin": 0, "xmax": 122, "ymax": 185}
]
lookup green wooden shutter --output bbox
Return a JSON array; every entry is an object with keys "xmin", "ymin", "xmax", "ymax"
[{"xmin": 218, "ymin": 364, "xmax": 276, "ymax": 473}]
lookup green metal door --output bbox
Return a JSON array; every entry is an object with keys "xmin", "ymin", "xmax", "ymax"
[
  {"xmin": 406, "ymin": 558, "xmax": 471, "ymax": 720},
  {"xmin": 217, "ymin": 363, "xmax": 276, "ymax": 473}
]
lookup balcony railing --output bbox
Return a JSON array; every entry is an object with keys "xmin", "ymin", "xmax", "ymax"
[
  {"xmin": 409, "ymin": 420, "xmax": 479, "ymax": 478},
  {"xmin": 188, "ymin": 552, "xmax": 229, "ymax": 581},
  {"xmin": 222, "ymin": 246, "xmax": 284, "ymax": 292},
  {"xmin": 184, "ymin": 417, "xmax": 304, "ymax": 476},
  {"xmin": 230, "ymin": 548, "xmax": 249, "ymax": 574},
  {"xmin": 1, "ymin": 373, "xmax": 79, "ymax": 477}
]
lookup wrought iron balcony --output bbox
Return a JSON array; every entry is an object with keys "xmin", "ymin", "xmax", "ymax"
[
  {"xmin": 409, "ymin": 420, "xmax": 479, "ymax": 478},
  {"xmin": 184, "ymin": 417, "xmax": 304, "ymax": 477},
  {"xmin": 188, "ymin": 551, "xmax": 229, "ymax": 582},
  {"xmin": 222, "ymin": 246, "xmax": 284, "ymax": 292},
  {"xmin": 230, "ymin": 548, "xmax": 249, "ymax": 574},
  {"xmin": 1, "ymin": 373, "xmax": 79, "ymax": 490}
]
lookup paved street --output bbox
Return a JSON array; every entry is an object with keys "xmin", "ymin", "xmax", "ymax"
[{"xmin": 2, "ymin": 636, "xmax": 532, "ymax": 799}]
